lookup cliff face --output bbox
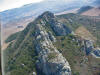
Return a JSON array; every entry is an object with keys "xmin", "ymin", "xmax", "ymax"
[{"xmin": 4, "ymin": 11, "xmax": 71, "ymax": 75}]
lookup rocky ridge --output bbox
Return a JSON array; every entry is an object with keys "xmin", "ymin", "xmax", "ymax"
[
  {"xmin": 34, "ymin": 11, "xmax": 71, "ymax": 75},
  {"xmin": 4, "ymin": 11, "xmax": 72, "ymax": 75}
]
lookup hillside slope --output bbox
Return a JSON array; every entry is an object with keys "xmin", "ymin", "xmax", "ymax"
[
  {"xmin": 4, "ymin": 11, "xmax": 72, "ymax": 75},
  {"xmin": 57, "ymin": 13, "xmax": 100, "ymax": 45}
]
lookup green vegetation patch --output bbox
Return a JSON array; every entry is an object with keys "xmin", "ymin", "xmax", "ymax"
[
  {"xmin": 54, "ymin": 34, "xmax": 84, "ymax": 75},
  {"xmin": 48, "ymin": 52, "xmax": 57, "ymax": 61},
  {"xmin": 4, "ymin": 23, "xmax": 37, "ymax": 75},
  {"xmin": 5, "ymin": 32, "xmax": 20, "ymax": 43}
]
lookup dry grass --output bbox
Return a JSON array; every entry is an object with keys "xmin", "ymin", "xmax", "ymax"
[
  {"xmin": 2, "ymin": 17, "xmax": 34, "ymax": 50},
  {"xmin": 75, "ymin": 26, "xmax": 97, "ymax": 41}
]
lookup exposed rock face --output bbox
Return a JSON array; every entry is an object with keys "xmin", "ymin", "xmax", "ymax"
[
  {"xmin": 92, "ymin": 48, "xmax": 100, "ymax": 58},
  {"xmin": 37, "ymin": 11, "xmax": 72, "ymax": 36},
  {"xmin": 34, "ymin": 12, "xmax": 71, "ymax": 75},
  {"xmin": 84, "ymin": 40, "xmax": 94, "ymax": 55},
  {"xmin": 48, "ymin": 31, "xmax": 56, "ymax": 42},
  {"xmin": 76, "ymin": 38, "xmax": 100, "ymax": 58},
  {"xmin": 78, "ymin": 39, "xmax": 95, "ymax": 56}
]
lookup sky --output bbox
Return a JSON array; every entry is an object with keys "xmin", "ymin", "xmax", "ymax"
[{"xmin": 0, "ymin": 0, "xmax": 44, "ymax": 12}]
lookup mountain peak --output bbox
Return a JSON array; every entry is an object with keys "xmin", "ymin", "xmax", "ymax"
[
  {"xmin": 42, "ymin": 11, "xmax": 54, "ymax": 15},
  {"xmin": 38, "ymin": 11, "xmax": 55, "ymax": 19}
]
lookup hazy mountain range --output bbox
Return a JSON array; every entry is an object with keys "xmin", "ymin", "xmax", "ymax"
[
  {"xmin": 0, "ymin": 0, "xmax": 83, "ymax": 24},
  {"xmin": 0, "ymin": 0, "xmax": 99, "ymax": 25}
]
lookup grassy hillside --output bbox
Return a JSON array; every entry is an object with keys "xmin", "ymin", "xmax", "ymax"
[
  {"xmin": 75, "ymin": 26, "xmax": 96, "ymax": 41},
  {"xmin": 4, "ymin": 22, "xmax": 38, "ymax": 75},
  {"xmin": 54, "ymin": 35, "xmax": 100, "ymax": 75},
  {"xmin": 57, "ymin": 13, "xmax": 100, "ymax": 46},
  {"xmin": 54, "ymin": 35, "xmax": 83, "ymax": 75},
  {"xmin": 5, "ymin": 32, "xmax": 20, "ymax": 43}
]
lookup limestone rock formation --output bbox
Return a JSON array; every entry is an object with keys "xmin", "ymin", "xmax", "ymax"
[{"xmin": 34, "ymin": 12, "xmax": 71, "ymax": 75}]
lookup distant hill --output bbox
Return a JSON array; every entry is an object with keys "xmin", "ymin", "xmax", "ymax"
[
  {"xmin": 77, "ymin": 6, "xmax": 93, "ymax": 14},
  {"xmin": 77, "ymin": 6, "xmax": 100, "ymax": 16},
  {"xmin": 81, "ymin": 7, "xmax": 100, "ymax": 16},
  {"xmin": 0, "ymin": 0, "xmax": 82, "ymax": 25}
]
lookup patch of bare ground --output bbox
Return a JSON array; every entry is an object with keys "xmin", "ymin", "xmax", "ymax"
[
  {"xmin": 75, "ymin": 26, "xmax": 97, "ymax": 41},
  {"xmin": 2, "ymin": 43, "xmax": 10, "ymax": 50},
  {"xmin": 2, "ymin": 17, "xmax": 34, "ymax": 50}
]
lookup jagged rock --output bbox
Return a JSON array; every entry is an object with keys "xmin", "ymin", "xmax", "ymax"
[
  {"xmin": 48, "ymin": 31, "xmax": 56, "ymax": 42},
  {"xmin": 34, "ymin": 20, "xmax": 71, "ymax": 75},
  {"xmin": 84, "ymin": 40, "xmax": 94, "ymax": 55},
  {"xmin": 37, "ymin": 11, "xmax": 72, "ymax": 36},
  {"xmin": 92, "ymin": 48, "xmax": 100, "ymax": 58}
]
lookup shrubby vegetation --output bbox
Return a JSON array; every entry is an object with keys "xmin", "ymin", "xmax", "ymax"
[
  {"xmin": 4, "ymin": 22, "xmax": 37, "ymax": 75},
  {"xmin": 5, "ymin": 32, "xmax": 20, "ymax": 43},
  {"xmin": 54, "ymin": 34, "xmax": 84, "ymax": 75},
  {"xmin": 57, "ymin": 13, "xmax": 100, "ymax": 46},
  {"xmin": 48, "ymin": 53, "xmax": 57, "ymax": 61}
]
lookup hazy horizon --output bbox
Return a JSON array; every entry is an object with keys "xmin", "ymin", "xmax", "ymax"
[
  {"xmin": 0, "ymin": 0, "xmax": 96, "ymax": 12},
  {"xmin": 0, "ymin": 0, "xmax": 44, "ymax": 12}
]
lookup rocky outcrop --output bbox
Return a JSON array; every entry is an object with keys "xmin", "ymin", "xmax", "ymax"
[
  {"xmin": 92, "ymin": 48, "xmax": 100, "ymax": 58},
  {"xmin": 37, "ymin": 11, "xmax": 72, "ymax": 36},
  {"xmin": 33, "ymin": 12, "xmax": 71, "ymax": 75},
  {"xmin": 72, "ymin": 36, "xmax": 95, "ymax": 56},
  {"xmin": 75, "ymin": 37, "xmax": 100, "ymax": 58},
  {"xmin": 84, "ymin": 40, "xmax": 94, "ymax": 55}
]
